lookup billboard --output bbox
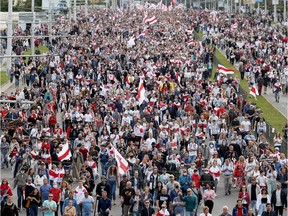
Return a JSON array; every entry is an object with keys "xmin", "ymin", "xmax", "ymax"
[
  {"xmin": 243, "ymin": 0, "xmax": 256, "ymax": 4},
  {"xmin": 42, "ymin": 0, "xmax": 71, "ymax": 10},
  {"xmin": 272, "ymin": 0, "xmax": 279, "ymax": 4}
]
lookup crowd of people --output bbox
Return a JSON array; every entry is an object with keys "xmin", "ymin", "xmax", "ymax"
[{"xmin": 0, "ymin": 5, "xmax": 288, "ymax": 216}]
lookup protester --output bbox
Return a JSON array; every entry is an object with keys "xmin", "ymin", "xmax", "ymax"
[
  {"xmin": 63, "ymin": 199, "xmax": 77, "ymax": 216},
  {"xmin": 0, "ymin": 195, "xmax": 19, "ymax": 216},
  {"xmin": 232, "ymin": 199, "xmax": 248, "ymax": 216},
  {"xmin": 220, "ymin": 206, "xmax": 232, "ymax": 216}
]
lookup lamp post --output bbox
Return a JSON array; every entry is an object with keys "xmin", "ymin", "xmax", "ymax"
[
  {"xmin": 6, "ymin": 0, "xmax": 13, "ymax": 72},
  {"xmin": 31, "ymin": 0, "xmax": 35, "ymax": 56}
]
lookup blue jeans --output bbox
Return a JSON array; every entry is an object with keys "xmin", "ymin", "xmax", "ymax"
[
  {"xmin": 101, "ymin": 162, "xmax": 107, "ymax": 175},
  {"xmin": 258, "ymin": 203, "xmax": 266, "ymax": 216},
  {"xmin": 250, "ymin": 200, "xmax": 257, "ymax": 215},
  {"xmin": 186, "ymin": 210, "xmax": 195, "ymax": 216},
  {"xmin": 1, "ymin": 152, "xmax": 8, "ymax": 167},
  {"xmin": 29, "ymin": 203, "xmax": 39, "ymax": 216},
  {"xmin": 133, "ymin": 212, "xmax": 141, "ymax": 216},
  {"xmin": 108, "ymin": 180, "xmax": 117, "ymax": 201},
  {"xmin": 275, "ymin": 91, "xmax": 280, "ymax": 101},
  {"xmin": 189, "ymin": 155, "xmax": 196, "ymax": 162},
  {"xmin": 17, "ymin": 187, "xmax": 23, "ymax": 208}
]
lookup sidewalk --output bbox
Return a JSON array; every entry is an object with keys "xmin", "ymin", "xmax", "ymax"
[{"xmin": 217, "ymin": 48, "xmax": 288, "ymax": 119}]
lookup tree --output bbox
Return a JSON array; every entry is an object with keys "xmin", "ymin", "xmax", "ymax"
[{"xmin": 0, "ymin": 0, "xmax": 42, "ymax": 12}]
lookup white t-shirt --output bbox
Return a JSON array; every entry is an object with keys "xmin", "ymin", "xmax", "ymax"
[{"xmin": 84, "ymin": 113, "xmax": 93, "ymax": 122}]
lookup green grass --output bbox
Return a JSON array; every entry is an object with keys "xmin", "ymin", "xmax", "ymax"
[
  {"xmin": 214, "ymin": 49, "xmax": 287, "ymax": 134},
  {"xmin": 0, "ymin": 70, "xmax": 9, "ymax": 86},
  {"xmin": 197, "ymin": 32, "xmax": 203, "ymax": 40},
  {"xmin": 23, "ymin": 46, "xmax": 49, "ymax": 55}
]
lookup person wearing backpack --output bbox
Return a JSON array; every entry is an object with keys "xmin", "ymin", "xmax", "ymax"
[{"xmin": 1, "ymin": 195, "xmax": 19, "ymax": 216}]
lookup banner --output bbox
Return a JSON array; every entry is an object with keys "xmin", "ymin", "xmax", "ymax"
[{"xmin": 272, "ymin": 0, "xmax": 279, "ymax": 5}]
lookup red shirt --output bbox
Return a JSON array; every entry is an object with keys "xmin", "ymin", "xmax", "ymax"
[
  {"xmin": 49, "ymin": 116, "xmax": 57, "ymax": 126},
  {"xmin": 237, "ymin": 207, "xmax": 243, "ymax": 216},
  {"xmin": 0, "ymin": 184, "xmax": 13, "ymax": 196},
  {"xmin": 49, "ymin": 188, "xmax": 61, "ymax": 202},
  {"xmin": 191, "ymin": 174, "xmax": 201, "ymax": 189},
  {"xmin": 41, "ymin": 142, "xmax": 50, "ymax": 151},
  {"xmin": 79, "ymin": 148, "xmax": 88, "ymax": 159}
]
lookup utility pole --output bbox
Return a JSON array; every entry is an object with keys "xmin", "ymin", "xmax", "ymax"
[
  {"xmin": 274, "ymin": 3, "xmax": 277, "ymax": 22},
  {"xmin": 74, "ymin": 0, "xmax": 77, "ymax": 20},
  {"xmin": 31, "ymin": 0, "xmax": 35, "ymax": 56},
  {"xmin": 48, "ymin": 0, "xmax": 52, "ymax": 44},
  {"xmin": 85, "ymin": 0, "xmax": 88, "ymax": 16},
  {"xmin": 6, "ymin": 0, "xmax": 13, "ymax": 72},
  {"xmin": 284, "ymin": 0, "xmax": 287, "ymax": 22},
  {"xmin": 264, "ymin": 0, "xmax": 267, "ymax": 14}
]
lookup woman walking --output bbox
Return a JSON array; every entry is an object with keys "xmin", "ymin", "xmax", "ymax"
[
  {"xmin": 106, "ymin": 165, "xmax": 118, "ymax": 205},
  {"xmin": 203, "ymin": 184, "xmax": 216, "ymax": 214}
]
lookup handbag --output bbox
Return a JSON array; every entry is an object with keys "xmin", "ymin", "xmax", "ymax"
[{"xmin": 24, "ymin": 198, "xmax": 31, "ymax": 209}]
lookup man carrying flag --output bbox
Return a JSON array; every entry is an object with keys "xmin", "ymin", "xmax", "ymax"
[{"xmin": 138, "ymin": 79, "xmax": 146, "ymax": 105}]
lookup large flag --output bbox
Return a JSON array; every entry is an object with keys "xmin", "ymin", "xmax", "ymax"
[
  {"xmin": 218, "ymin": 64, "xmax": 234, "ymax": 75},
  {"xmin": 146, "ymin": 16, "xmax": 157, "ymax": 25},
  {"xmin": 138, "ymin": 79, "xmax": 146, "ymax": 105},
  {"xmin": 250, "ymin": 85, "xmax": 259, "ymax": 100},
  {"xmin": 127, "ymin": 35, "xmax": 136, "ymax": 48},
  {"xmin": 113, "ymin": 147, "xmax": 130, "ymax": 175},
  {"xmin": 143, "ymin": 14, "xmax": 148, "ymax": 23},
  {"xmin": 57, "ymin": 143, "xmax": 72, "ymax": 161}
]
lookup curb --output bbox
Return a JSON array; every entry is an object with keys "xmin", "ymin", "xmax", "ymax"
[{"xmin": 0, "ymin": 81, "xmax": 14, "ymax": 93}]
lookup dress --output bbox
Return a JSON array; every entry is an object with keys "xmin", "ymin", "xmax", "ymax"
[{"xmin": 234, "ymin": 161, "xmax": 245, "ymax": 186}]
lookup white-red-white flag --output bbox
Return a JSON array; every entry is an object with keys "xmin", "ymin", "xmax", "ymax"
[
  {"xmin": 127, "ymin": 34, "xmax": 136, "ymax": 48},
  {"xmin": 57, "ymin": 143, "xmax": 72, "ymax": 161},
  {"xmin": 218, "ymin": 64, "xmax": 234, "ymax": 75},
  {"xmin": 212, "ymin": 12, "xmax": 218, "ymax": 22},
  {"xmin": 138, "ymin": 79, "xmax": 146, "ymax": 105},
  {"xmin": 231, "ymin": 23, "xmax": 238, "ymax": 29},
  {"xmin": 113, "ymin": 147, "xmax": 130, "ymax": 175},
  {"xmin": 143, "ymin": 14, "xmax": 148, "ymax": 23},
  {"xmin": 249, "ymin": 85, "xmax": 259, "ymax": 100},
  {"xmin": 175, "ymin": 72, "xmax": 183, "ymax": 88},
  {"xmin": 172, "ymin": 0, "xmax": 176, "ymax": 6},
  {"xmin": 108, "ymin": 73, "xmax": 116, "ymax": 82},
  {"xmin": 170, "ymin": 137, "xmax": 178, "ymax": 149},
  {"xmin": 146, "ymin": 16, "xmax": 157, "ymax": 25},
  {"xmin": 167, "ymin": 3, "xmax": 173, "ymax": 11}
]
